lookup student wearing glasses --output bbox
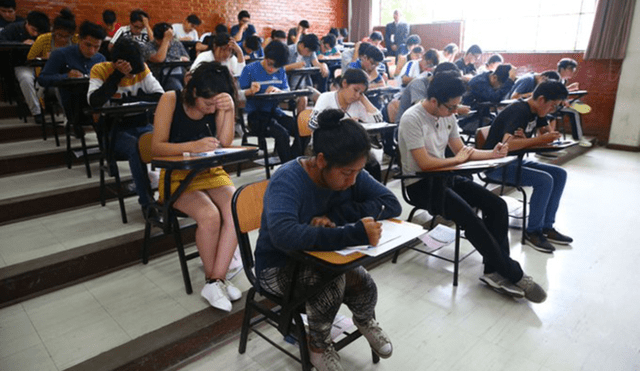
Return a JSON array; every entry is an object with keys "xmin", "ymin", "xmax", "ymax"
[
  {"xmin": 230, "ymin": 10, "xmax": 256, "ymax": 43},
  {"xmin": 347, "ymin": 43, "xmax": 385, "ymax": 89},
  {"xmin": 483, "ymin": 81, "xmax": 572, "ymax": 253},
  {"xmin": 398, "ymin": 70, "xmax": 547, "ymax": 303},
  {"xmin": 109, "ymin": 9, "xmax": 153, "ymax": 51},
  {"xmin": 256, "ymin": 109, "xmax": 401, "ymax": 371}
]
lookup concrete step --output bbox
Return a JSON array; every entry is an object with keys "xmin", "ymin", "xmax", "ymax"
[{"xmin": 0, "ymin": 197, "xmax": 197, "ymax": 308}]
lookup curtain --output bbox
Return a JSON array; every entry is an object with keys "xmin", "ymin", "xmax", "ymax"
[
  {"xmin": 350, "ymin": 0, "xmax": 372, "ymax": 42},
  {"xmin": 585, "ymin": 0, "xmax": 637, "ymax": 60}
]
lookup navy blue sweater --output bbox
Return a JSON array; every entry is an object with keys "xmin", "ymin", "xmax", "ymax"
[{"xmin": 255, "ymin": 158, "xmax": 402, "ymax": 276}]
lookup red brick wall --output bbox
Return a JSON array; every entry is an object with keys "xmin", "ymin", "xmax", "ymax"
[
  {"xmin": 16, "ymin": 0, "xmax": 348, "ymax": 39},
  {"xmin": 498, "ymin": 53, "xmax": 621, "ymax": 143}
]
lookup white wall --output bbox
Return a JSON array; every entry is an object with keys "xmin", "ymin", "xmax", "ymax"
[{"xmin": 609, "ymin": 1, "xmax": 640, "ymax": 147}]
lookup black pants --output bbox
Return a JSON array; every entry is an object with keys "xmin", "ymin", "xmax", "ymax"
[
  {"xmin": 248, "ymin": 111, "xmax": 300, "ymax": 163},
  {"xmin": 407, "ymin": 176, "xmax": 524, "ymax": 282}
]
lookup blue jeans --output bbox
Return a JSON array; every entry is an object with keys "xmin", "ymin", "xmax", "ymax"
[
  {"xmin": 485, "ymin": 160, "xmax": 567, "ymax": 233},
  {"xmin": 112, "ymin": 123, "xmax": 154, "ymax": 207}
]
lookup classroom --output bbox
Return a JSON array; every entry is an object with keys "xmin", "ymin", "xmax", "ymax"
[{"xmin": 1, "ymin": 0, "xmax": 639, "ymax": 370}]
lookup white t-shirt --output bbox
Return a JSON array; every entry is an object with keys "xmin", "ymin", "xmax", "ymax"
[
  {"xmin": 190, "ymin": 50, "xmax": 246, "ymax": 77},
  {"xmin": 398, "ymin": 101, "xmax": 460, "ymax": 185},
  {"xmin": 396, "ymin": 60, "xmax": 421, "ymax": 86},
  {"xmin": 309, "ymin": 91, "xmax": 383, "ymax": 130},
  {"xmin": 172, "ymin": 23, "xmax": 198, "ymax": 41}
]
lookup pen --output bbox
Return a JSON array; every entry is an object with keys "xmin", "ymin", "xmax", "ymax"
[
  {"xmin": 205, "ymin": 123, "xmax": 214, "ymax": 137},
  {"xmin": 375, "ymin": 205, "xmax": 385, "ymax": 220}
]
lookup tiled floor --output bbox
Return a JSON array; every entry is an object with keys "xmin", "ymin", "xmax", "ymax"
[
  {"xmin": 178, "ymin": 147, "xmax": 640, "ymax": 371},
  {"xmin": 2, "ymin": 147, "xmax": 640, "ymax": 370}
]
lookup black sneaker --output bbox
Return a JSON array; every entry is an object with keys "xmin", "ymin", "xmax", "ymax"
[
  {"xmin": 543, "ymin": 228, "xmax": 573, "ymax": 245},
  {"xmin": 524, "ymin": 231, "xmax": 555, "ymax": 253}
]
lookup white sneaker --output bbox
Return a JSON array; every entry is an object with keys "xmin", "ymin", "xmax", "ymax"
[
  {"xmin": 309, "ymin": 344, "xmax": 344, "ymax": 371},
  {"xmin": 223, "ymin": 279, "xmax": 242, "ymax": 301},
  {"xmin": 353, "ymin": 317, "xmax": 393, "ymax": 358},
  {"xmin": 226, "ymin": 249, "xmax": 244, "ymax": 280},
  {"xmin": 201, "ymin": 281, "xmax": 232, "ymax": 312},
  {"xmin": 579, "ymin": 138, "xmax": 593, "ymax": 147}
]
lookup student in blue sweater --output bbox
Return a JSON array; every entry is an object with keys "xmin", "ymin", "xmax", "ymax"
[
  {"xmin": 239, "ymin": 40, "xmax": 299, "ymax": 162},
  {"xmin": 256, "ymin": 109, "xmax": 401, "ymax": 371}
]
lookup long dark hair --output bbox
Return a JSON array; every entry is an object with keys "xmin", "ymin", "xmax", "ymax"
[{"xmin": 182, "ymin": 61, "xmax": 237, "ymax": 107}]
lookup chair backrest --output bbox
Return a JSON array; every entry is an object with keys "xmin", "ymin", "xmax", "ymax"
[
  {"xmin": 231, "ymin": 180, "xmax": 270, "ymax": 287},
  {"xmin": 475, "ymin": 126, "xmax": 491, "ymax": 150},
  {"xmin": 138, "ymin": 132, "xmax": 154, "ymax": 164},
  {"xmin": 297, "ymin": 109, "xmax": 313, "ymax": 138}
]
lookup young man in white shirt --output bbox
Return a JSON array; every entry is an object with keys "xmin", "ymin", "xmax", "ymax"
[
  {"xmin": 172, "ymin": 14, "xmax": 201, "ymax": 41},
  {"xmin": 398, "ymin": 70, "xmax": 547, "ymax": 304}
]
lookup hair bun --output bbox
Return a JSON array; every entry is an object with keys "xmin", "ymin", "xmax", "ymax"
[
  {"xmin": 316, "ymin": 109, "xmax": 345, "ymax": 130},
  {"xmin": 59, "ymin": 8, "xmax": 75, "ymax": 20}
]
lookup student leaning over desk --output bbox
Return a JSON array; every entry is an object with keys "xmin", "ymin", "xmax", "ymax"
[
  {"xmin": 256, "ymin": 109, "xmax": 401, "ymax": 371},
  {"xmin": 483, "ymin": 80, "xmax": 573, "ymax": 253},
  {"xmin": 398, "ymin": 70, "xmax": 547, "ymax": 303},
  {"xmin": 151, "ymin": 61, "xmax": 241, "ymax": 312},
  {"xmin": 308, "ymin": 68, "xmax": 383, "ymax": 181}
]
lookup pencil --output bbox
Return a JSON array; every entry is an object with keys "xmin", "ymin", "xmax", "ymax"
[
  {"xmin": 503, "ymin": 134, "xmax": 513, "ymax": 145},
  {"xmin": 375, "ymin": 205, "xmax": 386, "ymax": 220},
  {"xmin": 205, "ymin": 123, "xmax": 214, "ymax": 137}
]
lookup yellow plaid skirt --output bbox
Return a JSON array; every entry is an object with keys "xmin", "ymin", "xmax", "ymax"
[{"xmin": 158, "ymin": 167, "xmax": 233, "ymax": 203}]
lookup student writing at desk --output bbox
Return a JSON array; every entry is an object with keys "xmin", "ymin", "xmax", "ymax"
[
  {"xmin": 0, "ymin": 0, "xmax": 23, "ymax": 31},
  {"xmin": 0, "ymin": 9, "xmax": 48, "ymax": 44},
  {"xmin": 151, "ymin": 62, "xmax": 241, "ymax": 312},
  {"xmin": 141, "ymin": 22, "xmax": 190, "ymax": 91},
  {"xmin": 88, "ymin": 38, "xmax": 164, "ymax": 218},
  {"xmin": 256, "ymin": 109, "xmax": 401, "ymax": 371},
  {"xmin": 189, "ymin": 32, "xmax": 245, "ymax": 77},
  {"xmin": 454, "ymin": 44, "xmax": 482, "ymax": 81},
  {"xmin": 285, "ymin": 34, "xmax": 327, "ymax": 112},
  {"xmin": 483, "ymin": 81, "xmax": 573, "ymax": 253},
  {"xmin": 239, "ymin": 40, "xmax": 300, "ymax": 163},
  {"xmin": 18, "ymin": 9, "xmax": 77, "ymax": 124},
  {"xmin": 556, "ymin": 58, "xmax": 591, "ymax": 147},
  {"xmin": 309, "ymin": 68, "xmax": 383, "ymax": 180},
  {"xmin": 508, "ymin": 70, "xmax": 559, "ymax": 100},
  {"xmin": 398, "ymin": 71, "xmax": 547, "ymax": 303},
  {"xmin": 318, "ymin": 34, "xmax": 340, "ymax": 58},
  {"xmin": 38, "ymin": 21, "xmax": 106, "ymax": 107},
  {"xmin": 347, "ymin": 43, "xmax": 385, "ymax": 89}
]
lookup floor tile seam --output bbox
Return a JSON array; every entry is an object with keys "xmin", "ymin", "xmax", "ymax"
[
  {"xmin": 82, "ymin": 281, "xmax": 135, "ymax": 342},
  {"xmin": 20, "ymin": 302, "xmax": 61, "ymax": 371}
]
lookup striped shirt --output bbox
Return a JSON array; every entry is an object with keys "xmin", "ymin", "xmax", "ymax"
[{"xmin": 87, "ymin": 62, "xmax": 163, "ymax": 107}]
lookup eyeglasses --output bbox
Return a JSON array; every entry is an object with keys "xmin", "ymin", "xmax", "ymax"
[{"xmin": 440, "ymin": 102, "xmax": 458, "ymax": 112}]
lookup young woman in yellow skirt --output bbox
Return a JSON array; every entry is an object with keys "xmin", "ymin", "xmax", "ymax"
[{"xmin": 151, "ymin": 62, "xmax": 240, "ymax": 312}]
